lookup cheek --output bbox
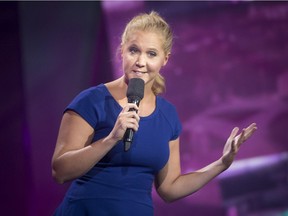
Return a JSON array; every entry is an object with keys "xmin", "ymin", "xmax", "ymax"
[
  {"xmin": 122, "ymin": 55, "xmax": 135, "ymax": 72},
  {"xmin": 149, "ymin": 61, "xmax": 164, "ymax": 71},
  {"xmin": 122, "ymin": 54, "xmax": 130, "ymax": 66},
  {"xmin": 123, "ymin": 53, "xmax": 135, "ymax": 64}
]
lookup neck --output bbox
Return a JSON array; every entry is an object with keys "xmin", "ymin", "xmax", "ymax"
[
  {"xmin": 120, "ymin": 76, "xmax": 155, "ymax": 100},
  {"xmin": 105, "ymin": 76, "xmax": 156, "ymax": 116}
]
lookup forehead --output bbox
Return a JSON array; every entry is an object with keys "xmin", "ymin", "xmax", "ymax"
[{"xmin": 125, "ymin": 30, "xmax": 164, "ymax": 49}]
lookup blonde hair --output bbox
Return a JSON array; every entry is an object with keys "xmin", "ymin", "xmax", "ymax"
[{"xmin": 120, "ymin": 11, "xmax": 173, "ymax": 95}]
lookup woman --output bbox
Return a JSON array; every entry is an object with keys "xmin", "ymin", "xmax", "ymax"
[{"xmin": 52, "ymin": 11, "xmax": 257, "ymax": 215}]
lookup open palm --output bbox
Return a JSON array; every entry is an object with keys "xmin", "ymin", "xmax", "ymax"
[{"xmin": 221, "ymin": 123, "xmax": 257, "ymax": 168}]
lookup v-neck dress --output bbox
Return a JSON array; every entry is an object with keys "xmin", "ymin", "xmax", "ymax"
[{"xmin": 54, "ymin": 84, "xmax": 182, "ymax": 216}]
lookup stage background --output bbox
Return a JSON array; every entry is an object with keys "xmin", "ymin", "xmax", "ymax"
[{"xmin": 0, "ymin": 1, "xmax": 287, "ymax": 215}]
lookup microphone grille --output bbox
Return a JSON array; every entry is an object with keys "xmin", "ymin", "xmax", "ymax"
[{"xmin": 127, "ymin": 78, "xmax": 145, "ymax": 99}]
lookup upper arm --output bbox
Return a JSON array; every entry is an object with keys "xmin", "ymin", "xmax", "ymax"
[
  {"xmin": 155, "ymin": 138, "xmax": 181, "ymax": 197},
  {"xmin": 52, "ymin": 110, "xmax": 94, "ymax": 163}
]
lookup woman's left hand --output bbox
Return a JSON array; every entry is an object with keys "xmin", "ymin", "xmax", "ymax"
[{"xmin": 221, "ymin": 123, "xmax": 257, "ymax": 169}]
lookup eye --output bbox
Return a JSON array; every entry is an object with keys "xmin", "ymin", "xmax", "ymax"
[
  {"xmin": 148, "ymin": 51, "xmax": 157, "ymax": 57},
  {"xmin": 129, "ymin": 47, "xmax": 138, "ymax": 54}
]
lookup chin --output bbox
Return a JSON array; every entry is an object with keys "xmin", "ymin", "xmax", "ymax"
[{"xmin": 129, "ymin": 74, "xmax": 146, "ymax": 81}]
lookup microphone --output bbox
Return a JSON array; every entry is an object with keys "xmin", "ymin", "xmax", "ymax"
[{"xmin": 123, "ymin": 78, "xmax": 145, "ymax": 152}]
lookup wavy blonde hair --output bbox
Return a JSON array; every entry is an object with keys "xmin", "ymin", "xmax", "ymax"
[{"xmin": 120, "ymin": 11, "xmax": 173, "ymax": 95}]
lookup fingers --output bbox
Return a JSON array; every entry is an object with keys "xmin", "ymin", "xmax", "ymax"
[
  {"xmin": 243, "ymin": 123, "xmax": 257, "ymax": 139},
  {"xmin": 231, "ymin": 139, "xmax": 236, "ymax": 153},
  {"xmin": 238, "ymin": 123, "xmax": 257, "ymax": 142},
  {"xmin": 223, "ymin": 123, "xmax": 257, "ymax": 160},
  {"xmin": 229, "ymin": 127, "xmax": 239, "ymax": 141},
  {"xmin": 125, "ymin": 112, "xmax": 140, "ymax": 130},
  {"xmin": 124, "ymin": 110, "xmax": 140, "ymax": 122},
  {"xmin": 234, "ymin": 123, "xmax": 257, "ymax": 147},
  {"xmin": 229, "ymin": 127, "xmax": 241, "ymax": 152},
  {"xmin": 235, "ymin": 129, "xmax": 245, "ymax": 148},
  {"xmin": 226, "ymin": 127, "xmax": 238, "ymax": 154},
  {"xmin": 118, "ymin": 103, "xmax": 140, "ymax": 132},
  {"xmin": 122, "ymin": 103, "xmax": 139, "ymax": 113}
]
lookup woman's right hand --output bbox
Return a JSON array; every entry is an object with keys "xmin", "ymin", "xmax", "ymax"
[{"xmin": 109, "ymin": 103, "xmax": 140, "ymax": 141}]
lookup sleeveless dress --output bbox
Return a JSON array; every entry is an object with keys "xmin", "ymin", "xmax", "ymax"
[{"xmin": 54, "ymin": 84, "xmax": 182, "ymax": 216}]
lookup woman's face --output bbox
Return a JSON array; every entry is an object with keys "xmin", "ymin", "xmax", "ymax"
[{"xmin": 121, "ymin": 30, "xmax": 169, "ymax": 87}]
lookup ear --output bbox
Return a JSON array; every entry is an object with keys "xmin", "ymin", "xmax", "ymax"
[{"xmin": 163, "ymin": 52, "xmax": 170, "ymax": 66}]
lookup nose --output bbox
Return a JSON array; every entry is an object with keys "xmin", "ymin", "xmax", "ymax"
[{"xmin": 136, "ymin": 54, "xmax": 145, "ymax": 67}]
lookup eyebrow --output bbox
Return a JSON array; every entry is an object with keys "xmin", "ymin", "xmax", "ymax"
[
  {"xmin": 129, "ymin": 44, "xmax": 159, "ymax": 52},
  {"xmin": 147, "ymin": 48, "xmax": 159, "ymax": 52}
]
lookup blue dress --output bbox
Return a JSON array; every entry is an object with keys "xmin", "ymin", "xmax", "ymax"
[{"xmin": 54, "ymin": 84, "xmax": 182, "ymax": 216}]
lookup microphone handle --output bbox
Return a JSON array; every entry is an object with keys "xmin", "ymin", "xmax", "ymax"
[
  {"xmin": 123, "ymin": 98, "xmax": 141, "ymax": 151},
  {"xmin": 124, "ymin": 129, "xmax": 134, "ymax": 151}
]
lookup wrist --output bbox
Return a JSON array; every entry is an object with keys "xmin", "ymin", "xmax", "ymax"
[
  {"xmin": 105, "ymin": 133, "xmax": 120, "ymax": 147},
  {"xmin": 217, "ymin": 157, "xmax": 230, "ymax": 171},
  {"xmin": 218, "ymin": 156, "xmax": 233, "ymax": 171}
]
